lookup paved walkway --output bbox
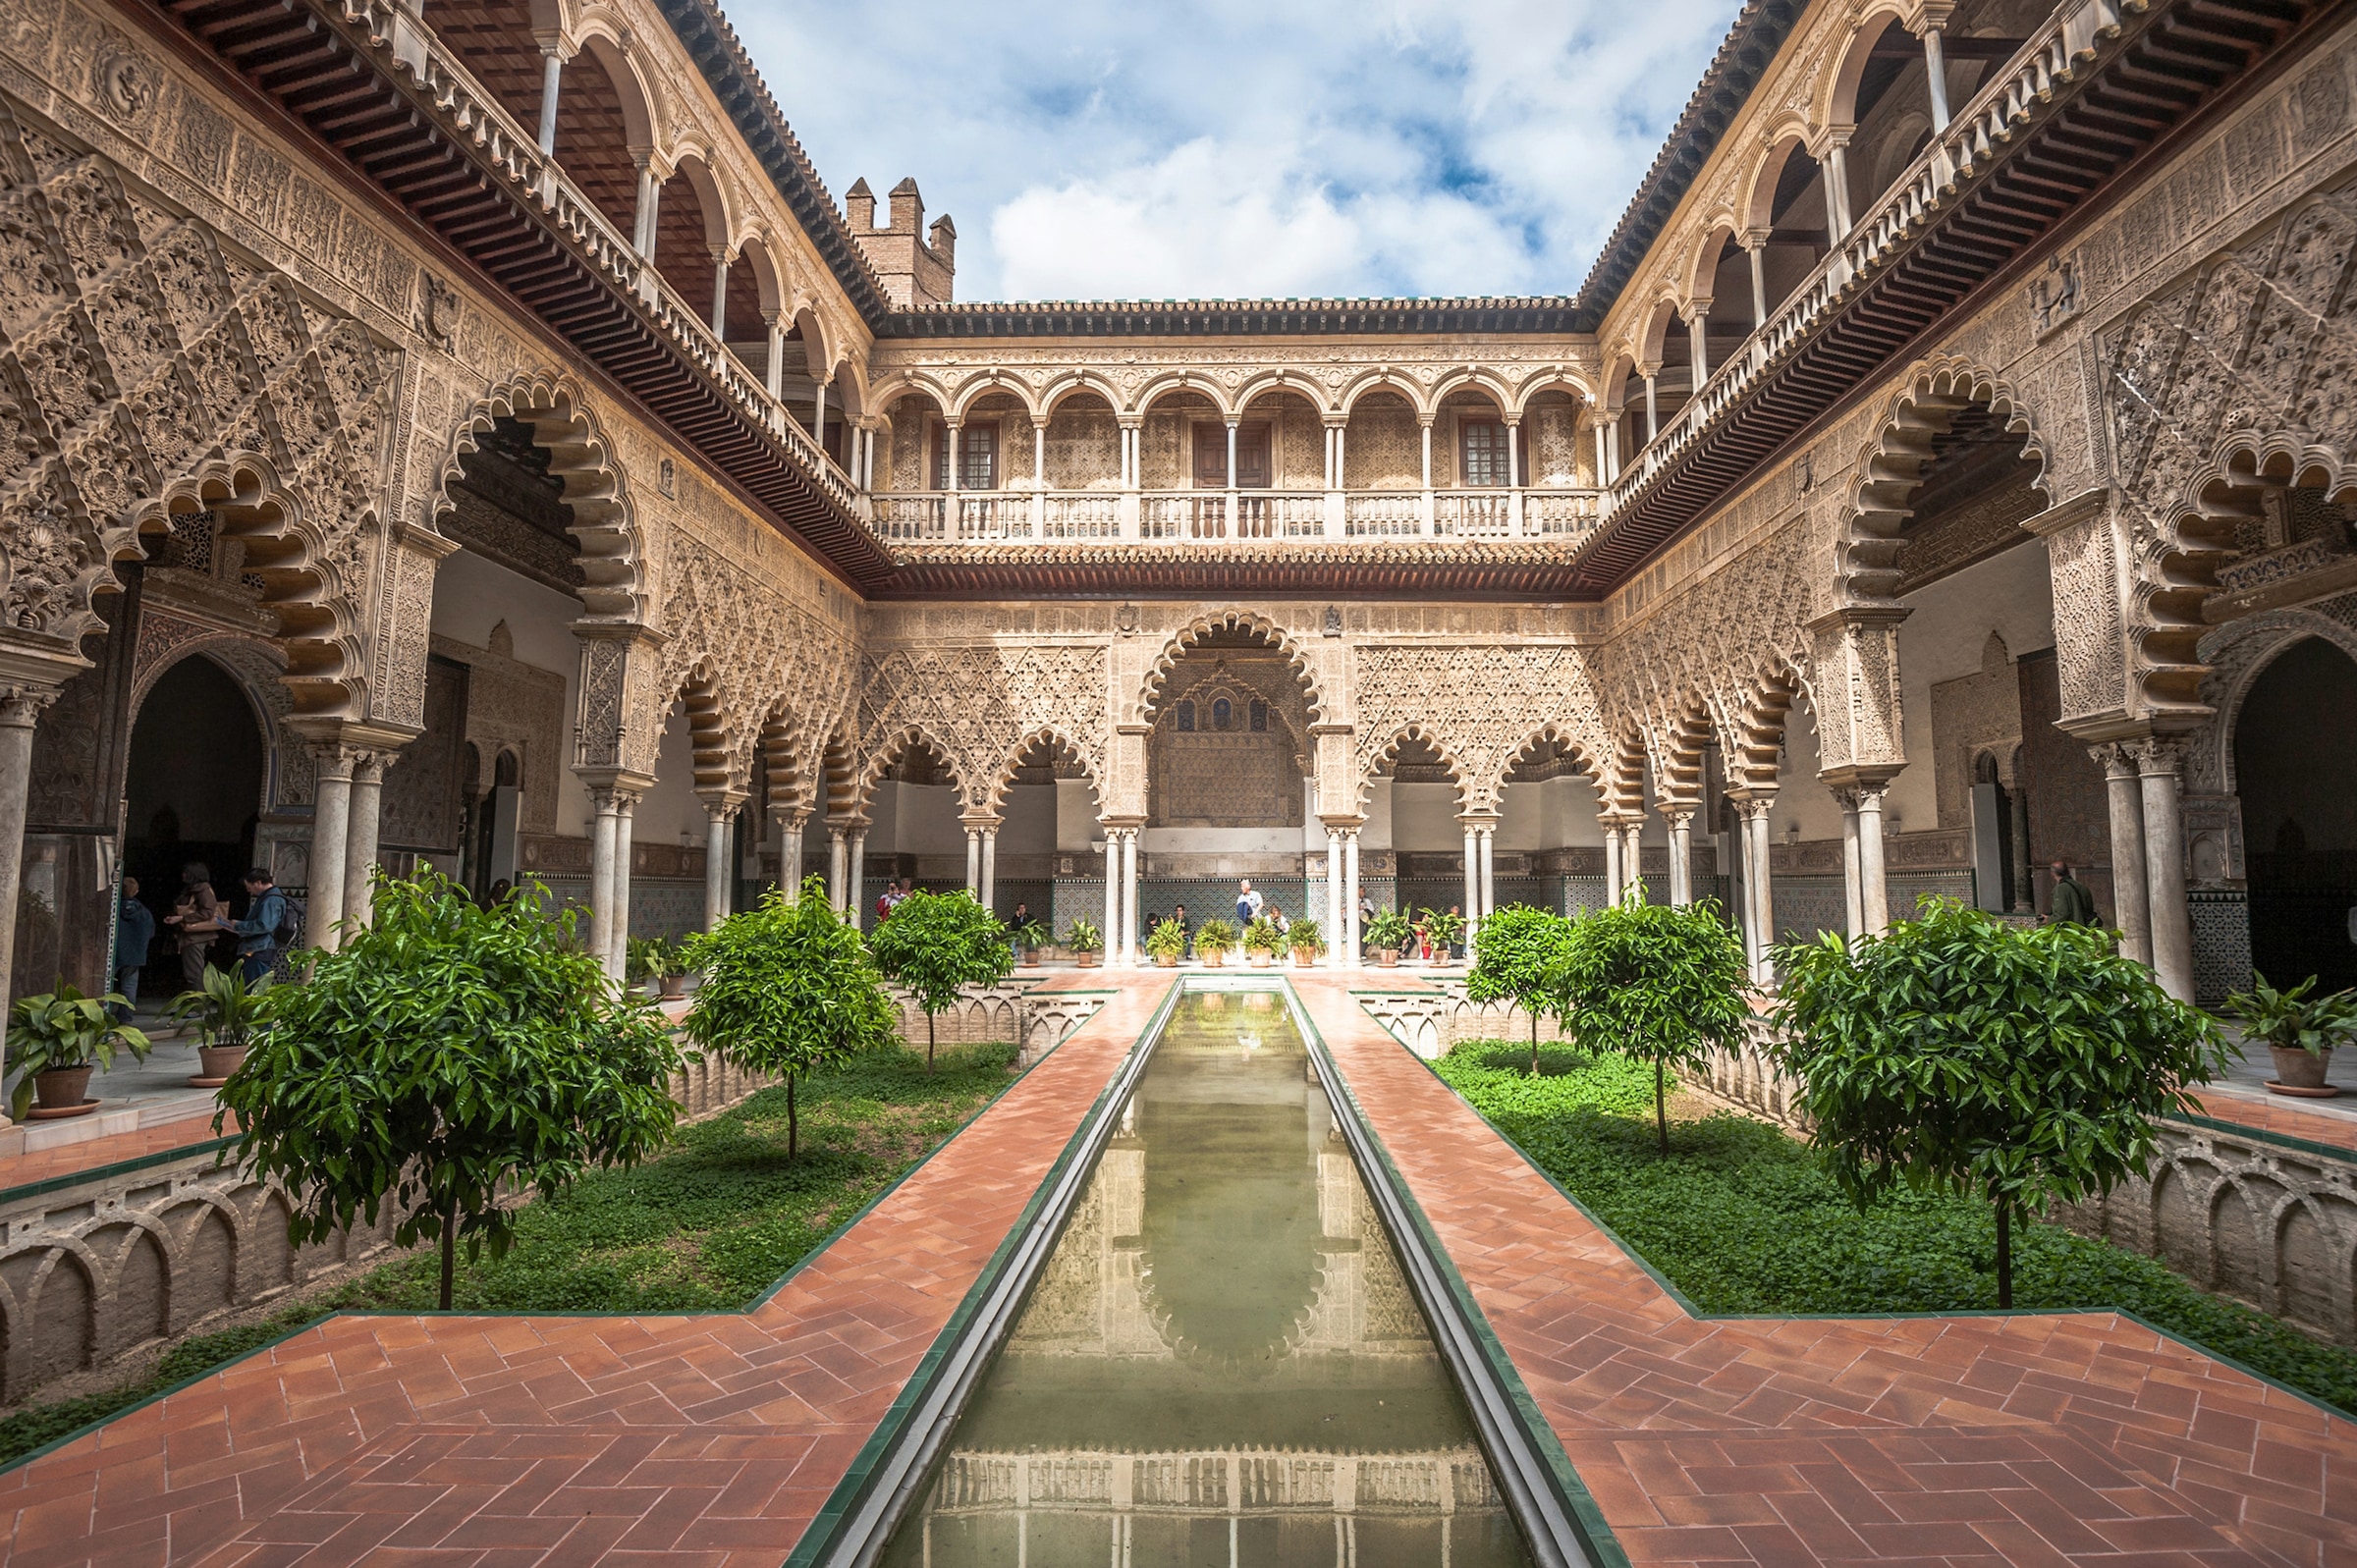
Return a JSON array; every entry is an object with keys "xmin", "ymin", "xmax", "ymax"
[
  {"xmin": 0, "ymin": 975, "xmax": 1168, "ymax": 1568},
  {"xmin": 1291, "ymin": 973, "xmax": 2357, "ymax": 1568}
]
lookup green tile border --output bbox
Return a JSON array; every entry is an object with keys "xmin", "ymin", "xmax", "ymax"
[
  {"xmin": 0, "ymin": 1133, "xmax": 238, "ymax": 1209},
  {"xmin": 0, "ymin": 997, "xmax": 1145, "ymax": 1482},
  {"xmin": 1368, "ymin": 1008, "xmax": 2357, "ymax": 1432},
  {"xmin": 2170, "ymin": 1108, "xmax": 2357, "ymax": 1167}
]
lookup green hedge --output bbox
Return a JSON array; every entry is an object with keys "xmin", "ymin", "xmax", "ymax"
[{"xmin": 1435, "ymin": 1041, "xmax": 2357, "ymax": 1416}]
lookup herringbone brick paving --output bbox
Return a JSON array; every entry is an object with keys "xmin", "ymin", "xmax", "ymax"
[
  {"xmin": 0, "ymin": 976, "xmax": 1168, "ymax": 1568},
  {"xmin": 1293, "ymin": 973, "xmax": 2357, "ymax": 1568}
]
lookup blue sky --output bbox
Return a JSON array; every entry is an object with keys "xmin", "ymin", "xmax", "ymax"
[{"xmin": 731, "ymin": 1, "xmax": 1742, "ymax": 302}]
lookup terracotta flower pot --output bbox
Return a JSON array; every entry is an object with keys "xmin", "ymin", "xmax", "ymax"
[
  {"xmin": 33, "ymin": 1065, "xmax": 93, "ymax": 1113},
  {"xmin": 1201, "ymin": 950, "xmax": 1228, "ymax": 968},
  {"xmin": 1293, "ymin": 949, "xmax": 1318, "ymax": 967},
  {"xmin": 2269, "ymin": 1044, "xmax": 2336, "ymax": 1095},
  {"xmin": 197, "ymin": 1045, "xmax": 248, "ymax": 1081},
  {"xmin": 659, "ymin": 974, "xmax": 688, "ymax": 1000},
  {"xmin": 1248, "ymin": 951, "xmax": 1272, "ymax": 967},
  {"xmin": 1155, "ymin": 954, "xmax": 1178, "ymax": 968},
  {"xmin": 1376, "ymin": 949, "xmax": 1398, "ymax": 968},
  {"xmin": 1075, "ymin": 950, "xmax": 1100, "ymax": 968}
]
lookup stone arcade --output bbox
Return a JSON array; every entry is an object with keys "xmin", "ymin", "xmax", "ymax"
[{"xmin": 0, "ymin": 0, "xmax": 2351, "ymax": 1405}]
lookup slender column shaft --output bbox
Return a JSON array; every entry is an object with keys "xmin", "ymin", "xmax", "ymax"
[
  {"xmin": 947, "ymin": 423, "xmax": 959, "ymax": 492},
  {"xmin": 633, "ymin": 161, "xmax": 660, "ymax": 257},
  {"xmin": 1121, "ymin": 830, "xmax": 1138, "ymax": 966},
  {"xmin": 2097, "ymin": 746, "xmax": 2152, "ymax": 964},
  {"xmin": 1688, "ymin": 312, "xmax": 1710, "ymax": 384},
  {"xmin": 1643, "ymin": 375, "xmax": 1659, "ymax": 442},
  {"xmin": 764, "ymin": 316, "xmax": 784, "ymax": 398},
  {"xmin": 2138, "ymin": 742, "xmax": 2194, "ymax": 1000},
  {"xmin": 1664, "ymin": 810, "xmax": 1693, "ymax": 904},
  {"xmin": 1622, "ymin": 825, "xmax": 1645, "ymax": 901},
  {"xmin": 828, "ymin": 827, "xmax": 848, "ymax": 912},
  {"xmin": 342, "ymin": 754, "xmax": 384, "ymax": 932},
  {"xmin": 1749, "ymin": 804, "xmax": 1777, "ymax": 984},
  {"xmin": 1857, "ymin": 784, "xmax": 1891, "ymax": 935},
  {"xmin": 536, "ymin": 50, "xmax": 563, "ymax": 156},
  {"xmin": 1747, "ymin": 243, "xmax": 1768, "ymax": 328},
  {"xmin": 847, "ymin": 831, "xmax": 867, "ymax": 930},
  {"xmin": 1602, "ymin": 825, "xmax": 1622, "ymax": 904},
  {"xmin": 965, "ymin": 828, "xmax": 981, "ymax": 894},
  {"xmin": 1838, "ymin": 790, "xmax": 1864, "ymax": 938},
  {"xmin": 815, "ymin": 381, "xmax": 827, "ymax": 455},
  {"xmin": 1478, "ymin": 830, "xmax": 1495, "ymax": 919},
  {"xmin": 782, "ymin": 821, "xmax": 804, "ymax": 897},
  {"xmin": 1462, "ymin": 827, "xmax": 1479, "ymax": 941},
  {"xmin": 1326, "ymin": 828, "xmax": 1344, "ymax": 969},
  {"xmin": 1506, "ymin": 423, "xmax": 1520, "ymax": 488},
  {"xmin": 0, "ymin": 689, "xmax": 51, "ymax": 1054},
  {"xmin": 710, "ymin": 258, "xmax": 729, "ymax": 338},
  {"xmin": 1343, "ymin": 832, "xmax": 1362, "ymax": 962},
  {"xmin": 1420, "ymin": 423, "xmax": 1433, "ymax": 490},
  {"xmin": 980, "ymin": 830, "xmax": 996, "ymax": 913},
  {"xmin": 1033, "ymin": 423, "xmax": 1047, "ymax": 490},
  {"xmin": 704, "ymin": 807, "xmax": 731, "ymax": 931},
  {"xmin": 610, "ymin": 798, "xmax": 635, "ymax": 975},
  {"xmin": 1104, "ymin": 831, "xmax": 1120, "ymax": 962},
  {"xmin": 1826, "ymin": 144, "xmax": 1854, "ymax": 236},
  {"xmin": 1922, "ymin": 27, "xmax": 1952, "ymax": 131},
  {"xmin": 1225, "ymin": 422, "xmax": 1236, "ymax": 489},
  {"xmin": 307, "ymin": 750, "xmax": 354, "ymax": 953},
  {"xmin": 588, "ymin": 791, "xmax": 619, "ymax": 972}
]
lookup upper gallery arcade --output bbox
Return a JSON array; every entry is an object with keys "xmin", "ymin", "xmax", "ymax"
[{"xmin": 0, "ymin": 0, "xmax": 2350, "ymax": 1096}]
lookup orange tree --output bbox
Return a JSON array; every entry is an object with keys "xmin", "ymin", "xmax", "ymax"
[{"xmin": 864, "ymin": 889, "xmax": 1013, "ymax": 1071}]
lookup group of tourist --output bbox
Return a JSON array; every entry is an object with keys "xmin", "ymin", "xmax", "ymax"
[{"xmin": 111, "ymin": 863, "xmax": 300, "ymax": 1016}]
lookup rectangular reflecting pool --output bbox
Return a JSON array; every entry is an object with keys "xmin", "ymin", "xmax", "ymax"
[{"xmin": 882, "ymin": 987, "xmax": 1533, "ymax": 1568}]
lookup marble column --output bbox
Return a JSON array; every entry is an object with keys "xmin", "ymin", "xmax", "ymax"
[
  {"xmin": 1620, "ymin": 824, "xmax": 1645, "ymax": 901},
  {"xmin": 780, "ymin": 816, "xmax": 804, "ymax": 898},
  {"xmin": 1602, "ymin": 824, "xmax": 1622, "ymax": 904},
  {"xmin": 965, "ymin": 827, "xmax": 981, "ymax": 894},
  {"xmin": 610, "ymin": 793, "xmax": 636, "ymax": 974},
  {"xmin": 979, "ymin": 826, "xmax": 997, "ymax": 913},
  {"xmin": 535, "ymin": 45, "xmax": 563, "ymax": 155},
  {"xmin": 828, "ymin": 826, "xmax": 849, "ymax": 913},
  {"xmin": 2096, "ymin": 744, "xmax": 2152, "ymax": 964},
  {"xmin": 1343, "ymin": 830, "xmax": 1362, "ymax": 962},
  {"xmin": 307, "ymin": 746, "xmax": 355, "ymax": 953},
  {"xmin": 1120, "ymin": 828, "xmax": 1139, "ymax": 966},
  {"xmin": 1326, "ymin": 826, "xmax": 1345, "ymax": 969},
  {"xmin": 1477, "ymin": 828, "xmax": 1495, "ymax": 920},
  {"xmin": 0, "ymin": 684, "xmax": 57, "ymax": 1045},
  {"xmin": 1836, "ymin": 789, "xmax": 1862, "ymax": 937},
  {"xmin": 2135, "ymin": 737, "xmax": 2195, "ymax": 1001},
  {"xmin": 341, "ymin": 752, "xmax": 385, "ymax": 932},
  {"xmin": 1662, "ymin": 807, "xmax": 1694, "ymax": 904},
  {"xmin": 703, "ymin": 804, "xmax": 732, "ymax": 931},
  {"xmin": 847, "ymin": 830, "xmax": 868, "ymax": 931},
  {"xmin": 588, "ymin": 787, "xmax": 620, "ymax": 975},
  {"xmin": 1104, "ymin": 830, "xmax": 1121, "ymax": 961},
  {"xmin": 1461, "ymin": 823, "xmax": 1479, "ymax": 942},
  {"xmin": 1856, "ymin": 783, "xmax": 1891, "ymax": 936}
]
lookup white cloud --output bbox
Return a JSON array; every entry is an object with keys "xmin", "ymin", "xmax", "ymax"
[{"xmin": 729, "ymin": 0, "xmax": 1741, "ymax": 301}]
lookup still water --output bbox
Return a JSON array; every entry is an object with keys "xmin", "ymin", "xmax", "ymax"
[{"xmin": 882, "ymin": 988, "xmax": 1533, "ymax": 1568}]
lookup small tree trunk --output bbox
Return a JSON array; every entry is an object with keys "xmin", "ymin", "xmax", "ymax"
[
  {"xmin": 788, "ymin": 1071, "xmax": 798, "ymax": 1161},
  {"xmin": 439, "ymin": 1200, "xmax": 457, "ymax": 1312},
  {"xmin": 927, "ymin": 1010, "xmax": 938, "ymax": 1073},
  {"xmin": 1530, "ymin": 1008, "xmax": 1540, "ymax": 1076},
  {"xmin": 1654, "ymin": 1059, "xmax": 1669, "ymax": 1157},
  {"xmin": 1996, "ymin": 1196, "xmax": 2013, "ymax": 1310}
]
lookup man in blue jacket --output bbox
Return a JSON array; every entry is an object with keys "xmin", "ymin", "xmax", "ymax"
[
  {"xmin": 224, "ymin": 868, "xmax": 289, "ymax": 985},
  {"xmin": 113, "ymin": 877, "xmax": 155, "ymax": 1019}
]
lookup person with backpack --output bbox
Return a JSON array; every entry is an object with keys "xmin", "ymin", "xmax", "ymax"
[{"xmin": 225, "ymin": 867, "xmax": 297, "ymax": 984}]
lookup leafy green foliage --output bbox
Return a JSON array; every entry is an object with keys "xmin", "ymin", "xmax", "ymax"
[
  {"xmin": 2224, "ymin": 972, "xmax": 2357, "ymax": 1057},
  {"xmin": 6, "ymin": 984, "xmax": 150, "ymax": 1119},
  {"xmin": 1063, "ymin": 917, "xmax": 1103, "ymax": 953},
  {"xmin": 626, "ymin": 935, "xmax": 690, "ymax": 983},
  {"xmin": 1288, "ymin": 915, "xmax": 1325, "ymax": 956},
  {"xmin": 1193, "ymin": 916, "xmax": 1237, "ymax": 957},
  {"xmin": 1364, "ymin": 907, "xmax": 1414, "ymax": 951},
  {"xmin": 1465, "ymin": 904, "xmax": 1575, "ymax": 1072},
  {"xmin": 165, "ymin": 963, "xmax": 268, "ymax": 1050},
  {"xmin": 865, "ymin": 888, "xmax": 1014, "ymax": 1069},
  {"xmin": 219, "ymin": 871, "xmax": 684, "ymax": 1308},
  {"xmin": 1243, "ymin": 915, "xmax": 1285, "ymax": 954},
  {"xmin": 684, "ymin": 876, "xmax": 898, "ymax": 1136},
  {"xmin": 1419, "ymin": 908, "xmax": 1466, "ymax": 952},
  {"xmin": 1010, "ymin": 916, "xmax": 1051, "ymax": 952},
  {"xmin": 1435, "ymin": 1038, "xmax": 2357, "ymax": 1414},
  {"xmin": 1554, "ymin": 893, "xmax": 1750, "ymax": 1154},
  {"xmin": 1770, "ymin": 897, "xmax": 2228, "ymax": 1306},
  {"xmin": 1145, "ymin": 917, "xmax": 1189, "ymax": 961}
]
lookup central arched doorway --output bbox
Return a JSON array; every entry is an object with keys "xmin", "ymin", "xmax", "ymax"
[
  {"xmin": 123, "ymin": 655, "xmax": 268, "ymax": 1000},
  {"xmin": 2235, "ymin": 636, "xmax": 2357, "ymax": 993}
]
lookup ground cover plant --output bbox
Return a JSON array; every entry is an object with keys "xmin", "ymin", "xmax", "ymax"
[
  {"xmin": 1433, "ymin": 1040, "xmax": 2357, "ymax": 1417},
  {"xmin": 0, "ymin": 1038, "xmax": 1018, "ymax": 1467}
]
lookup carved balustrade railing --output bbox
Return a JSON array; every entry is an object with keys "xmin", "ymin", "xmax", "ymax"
[
  {"xmin": 869, "ymin": 488, "xmax": 1603, "ymax": 547},
  {"xmin": 1601, "ymin": 0, "xmax": 2129, "ymax": 517},
  {"xmin": 1343, "ymin": 492, "xmax": 1423, "ymax": 538}
]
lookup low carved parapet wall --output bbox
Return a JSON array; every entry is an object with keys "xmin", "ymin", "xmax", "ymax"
[{"xmin": 888, "ymin": 983, "xmax": 1110, "ymax": 1069}]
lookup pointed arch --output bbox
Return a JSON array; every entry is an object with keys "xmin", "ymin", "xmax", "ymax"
[
  {"xmin": 985, "ymin": 725, "xmax": 1103, "ymax": 815},
  {"xmin": 436, "ymin": 371, "xmax": 646, "ymax": 624},
  {"xmin": 1137, "ymin": 610, "xmax": 1325, "ymax": 726},
  {"xmin": 1362, "ymin": 724, "xmax": 1472, "ymax": 812},
  {"xmin": 1719, "ymin": 664, "xmax": 1805, "ymax": 794},
  {"xmin": 856, "ymin": 723, "xmax": 972, "ymax": 816}
]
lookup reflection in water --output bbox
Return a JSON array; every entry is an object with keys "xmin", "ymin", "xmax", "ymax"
[{"xmin": 882, "ymin": 990, "xmax": 1531, "ymax": 1568}]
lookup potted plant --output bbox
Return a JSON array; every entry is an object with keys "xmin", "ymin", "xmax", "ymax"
[
  {"xmin": 627, "ymin": 936, "xmax": 692, "ymax": 1000},
  {"xmin": 1146, "ymin": 917, "xmax": 1188, "ymax": 968},
  {"xmin": 2224, "ymin": 972, "xmax": 2357, "ymax": 1096},
  {"xmin": 1065, "ymin": 917, "xmax": 1103, "ymax": 968},
  {"xmin": 1288, "ymin": 916, "xmax": 1326, "ymax": 968},
  {"xmin": 1194, "ymin": 917, "xmax": 1237, "ymax": 968},
  {"xmin": 1012, "ymin": 916, "xmax": 1051, "ymax": 965},
  {"xmin": 1243, "ymin": 914, "xmax": 1284, "ymax": 967},
  {"xmin": 1421, "ymin": 908, "xmax": 1466, "ymax": 965},
  {"xmin": 7, "ymin": 984, "xmax": 150, "ymax": 1119},
  {"xmin": 167, "ymin": 963, "xmax": 269, "ymax": 1086},
  {"xmin": 1365, "ymin": 907, "xmax": 1413, "ymax": 968}
]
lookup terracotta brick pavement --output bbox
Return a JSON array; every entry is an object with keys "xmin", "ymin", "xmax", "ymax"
[
  {"xmin": 2177, "ymin": 1089, "xmax": 2357, "ymax": 1159},
  {"xmin": 1293, "ymin": 974, "xmax": 2357, "ymax": 1568},
  {"xmin": 0, "ymin": 1115, "xmax": 241, "ymax": 1195},
  {"xmin": 0, "ymin": 974, "xmax": 1166, "ymax": 1568}
]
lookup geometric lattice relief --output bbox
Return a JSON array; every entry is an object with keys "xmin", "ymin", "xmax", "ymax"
[
  {"xmin": 1353, "ymin": 644, "xmax": 1609, "ymax": 813},
  {"xmin": 858, "ymin": 643, "xmax": 1109, "ymax": 807},
  {"xmin": 0, "ymin": 99, "xmax": 393, "ymax": 710}
]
